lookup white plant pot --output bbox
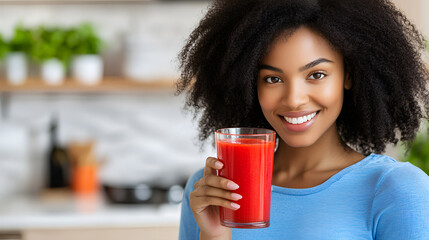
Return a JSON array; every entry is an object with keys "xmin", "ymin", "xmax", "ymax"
[
  {"xmin": 72, "ymin": 55, "xmax": 103, "ymax": 85},
  {"xmin": 5, "ymin": 52, "xmax": 28, "ymax": 85},
  {"xmin": 41, "ymin": 58, "xmax": 65, "ymax": 85}
]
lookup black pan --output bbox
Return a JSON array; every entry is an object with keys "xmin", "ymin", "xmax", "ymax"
[{"xmin": 102, "ymin": 183, "xmax": 185, "ymax": 204}]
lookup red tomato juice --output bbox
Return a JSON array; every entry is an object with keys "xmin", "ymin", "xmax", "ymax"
[{"xmin": 217, "ymin": 138, "xmax": 275, "ymax": 227}]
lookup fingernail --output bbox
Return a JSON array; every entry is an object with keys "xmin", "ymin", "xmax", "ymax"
[
  {"xmin": 231, "ymin": 193, "xmax": 242, "ymax": 200},
  {"xmin": 215, "ymin": 161, "xmax": 223, "ymax": 169},
  {"xmin": 227, "ymin": 182, "xmax": 239, "ymax": 190},
  {"xmin": 231, "ymin": 202, "xmax": 240, "ymax": 209}
]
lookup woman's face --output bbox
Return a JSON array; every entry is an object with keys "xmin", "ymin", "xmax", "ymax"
[{"xmin": 257, "ymin": 26, "xmax": 349, "ymax": 148}]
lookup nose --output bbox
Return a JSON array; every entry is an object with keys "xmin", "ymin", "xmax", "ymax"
[{"xmin": 281, "ymin": 80, "xmax": 309, "ymax": 109}]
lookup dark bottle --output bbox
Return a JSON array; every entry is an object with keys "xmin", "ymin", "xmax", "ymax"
[{"xmin": 47, "ymin": 116, "xmax": 69, "ymax": 188}]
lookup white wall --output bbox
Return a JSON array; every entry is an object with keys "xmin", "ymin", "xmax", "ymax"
[{"xmin": 393, "ymin": 0, "xmax": 429, "ymax": 39}]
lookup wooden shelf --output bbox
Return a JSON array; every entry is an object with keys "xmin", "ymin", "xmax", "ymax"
[{"xmin": 0, "ymin": 77, "xmax": 177, "ymax": 93}]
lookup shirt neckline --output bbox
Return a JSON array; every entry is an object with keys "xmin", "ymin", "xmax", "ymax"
[{"xmin": 272, "ymin": 153, "xmax": 376, "ymax": 196}]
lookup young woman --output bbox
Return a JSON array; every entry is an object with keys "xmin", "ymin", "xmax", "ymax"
[{"xmin": 177, "ymin": 0, "xmax": 429, "ymax": 239}]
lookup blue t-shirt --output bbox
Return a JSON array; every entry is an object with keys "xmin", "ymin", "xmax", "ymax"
[{"xmin": 179, "ymin": 154, "xmax": 429, "ymax": 239}]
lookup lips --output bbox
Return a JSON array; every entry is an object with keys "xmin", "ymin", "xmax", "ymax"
[
  {"xmin": 280, "ymin": 111, "xmax": 319, "ymax": 132},
  {"xmin": 283, "ymin": 112, "xmax": 318, "ymax": 125}
]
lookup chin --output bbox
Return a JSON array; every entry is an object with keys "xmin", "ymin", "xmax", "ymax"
[{"xmin": 279, "ymin": 134, "xmax": 318, "ymax": 148}]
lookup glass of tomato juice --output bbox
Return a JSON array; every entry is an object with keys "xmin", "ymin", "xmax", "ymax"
[{"xmin": 215, "ymin": 128, "xmax": 276, "ymax": 229}]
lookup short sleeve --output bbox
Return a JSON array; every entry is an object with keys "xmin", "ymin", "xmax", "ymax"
[
  {"xmin": 372, "ymin": 163, "xmax": 429, "ymax": 240},
  {"xmin": 178, "ymin": 168, "xmax": 204, "ymax": 240}
]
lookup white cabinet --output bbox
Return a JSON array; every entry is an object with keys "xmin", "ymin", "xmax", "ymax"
[
  {"xmin": 22, "ymin": 227, "xmax": 179, "ymax": 240},
  {"xmin": 0, "ymin": 227, "xmax": 179, "ymax": 240},
  {"xmin": 0, "ymin": 194, "xmax": 182, "ymax": 240}
]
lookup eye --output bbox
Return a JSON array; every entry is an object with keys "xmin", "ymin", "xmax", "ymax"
[
  {"xmin": 263, "ymin": 76, "xmax": 283, "ymax": 84},
  {"xmin": 308, "ymin": 72, "xmax": 326, "ymax": 80}
]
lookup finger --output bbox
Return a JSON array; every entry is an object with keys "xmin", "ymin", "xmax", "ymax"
[
  {"xmin": 193, "ymin": 180, "xmax": 200, "ymax": 190},
  {"xmin": 203, "ymin": 175, "xmax": 239, "ymax": 190},
  {"xmin": 203, "ymin": 157, "xmax": 224, "ymax": 176},
  {"xmin": 193, "ymin": 178, "xmax": 204, "ymax": 190},
  {"xmin": 191, "ymin": 196, "xmax": 241, "ymax": 213},
  {"xmin": 193, "ymin": 185, "xmax": 243, "ymax": 201}
]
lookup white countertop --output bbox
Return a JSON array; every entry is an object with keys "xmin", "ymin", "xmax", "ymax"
[{"xmin": 0, "ymin": 190, "xmax": 181, "ymax": 231}]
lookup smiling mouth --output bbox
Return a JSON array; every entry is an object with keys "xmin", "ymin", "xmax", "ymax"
[{"xmin": 283, "ymin": 111, "xmax": 320, "ymax": 125}]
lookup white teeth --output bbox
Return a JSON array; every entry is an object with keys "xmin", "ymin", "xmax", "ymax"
[{"xmin": 284, "ymin": 112, "xmax": 318, "ymax": 125}]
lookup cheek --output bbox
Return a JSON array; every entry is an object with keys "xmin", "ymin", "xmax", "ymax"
[
  {"xmin": 257, "ymin": 86, "xmax": 282, "ymax": 113},
  {"xmin": 317, "ymin": 79, "xmax": 345, "ymax": 112}
]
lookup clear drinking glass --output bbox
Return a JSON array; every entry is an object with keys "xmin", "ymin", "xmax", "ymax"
[{"xmin": 215, "ymin": 128, "xmax": 276, "ymax": 228}]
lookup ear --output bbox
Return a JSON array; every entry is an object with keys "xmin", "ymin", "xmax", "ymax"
[{"xmin": 344, "ymin": 74, "xmax": 352, "ymax": 90}]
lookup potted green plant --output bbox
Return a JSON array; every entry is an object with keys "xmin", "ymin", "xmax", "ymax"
[
  {"xmin": 0, "ymin": 34, "xmax": 8, "ymax": 60},
  {"xmin": 400, "ymin": 121, "xmax": 429, "ymax": 175},
  {"xmin": 30, "ymin": 26, "xmax": 71, "ymax": 85},
  {"xmin": 68, "ymin": 23, "xmax": 104, "ymax": 85},
  {"xmin": 5, "ymin": 24, "xmax": 33, "ymax": 85}
]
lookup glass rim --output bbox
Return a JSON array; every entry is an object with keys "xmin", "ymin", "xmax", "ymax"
[{"xmin": 215, "ymin": 127, "xmax": 276, "ymax": 137}]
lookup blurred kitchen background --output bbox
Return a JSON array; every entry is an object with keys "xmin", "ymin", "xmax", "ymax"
[{"xmin": 0, "ymin": 0, "xmax": 428, "ymax": 240}]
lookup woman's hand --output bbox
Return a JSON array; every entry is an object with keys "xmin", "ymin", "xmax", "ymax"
[{"xmin": 190, "ymin": 157, "xmax": 242, "ymax": 240}]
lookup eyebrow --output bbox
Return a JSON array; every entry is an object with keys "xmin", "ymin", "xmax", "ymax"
[
  {"xmin": 259, "ymin": 58, "xmax": 334, "ymax": 73},
  {"xmin": 299, "ymin": 58, "xmax": 333, "ymax": 72}
]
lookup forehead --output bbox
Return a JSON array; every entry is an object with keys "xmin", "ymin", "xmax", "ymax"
[{"xmin": 262, "ymin": 27, "xmax": 342, "ymax": 68}]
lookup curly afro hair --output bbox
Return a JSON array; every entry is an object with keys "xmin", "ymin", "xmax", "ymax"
[{"xmin": 177, "ymin": 0, "xmax": 429, "ymax": 155}]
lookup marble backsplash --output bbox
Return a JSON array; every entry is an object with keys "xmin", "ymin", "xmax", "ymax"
[{"xmin": 0, "ymin": 91, "xmax": 214, "ymax": 200}]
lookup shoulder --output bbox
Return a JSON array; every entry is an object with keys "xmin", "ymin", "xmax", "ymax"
[
  {"xmin": 366, "ymin": 154, "xmax": 429, "ymax": 198},
  {"xmin": 363, "ymin": 154, "xmax": 428, "ymax": 182},
  {"xmin": 369, "ymin": 155, "xmax": 429, "ymax": 239}
]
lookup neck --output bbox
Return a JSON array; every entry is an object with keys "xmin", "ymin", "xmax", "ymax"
[{"xmin": 273, "ymin": 125, "xmax": 355, "ymax": 178}]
